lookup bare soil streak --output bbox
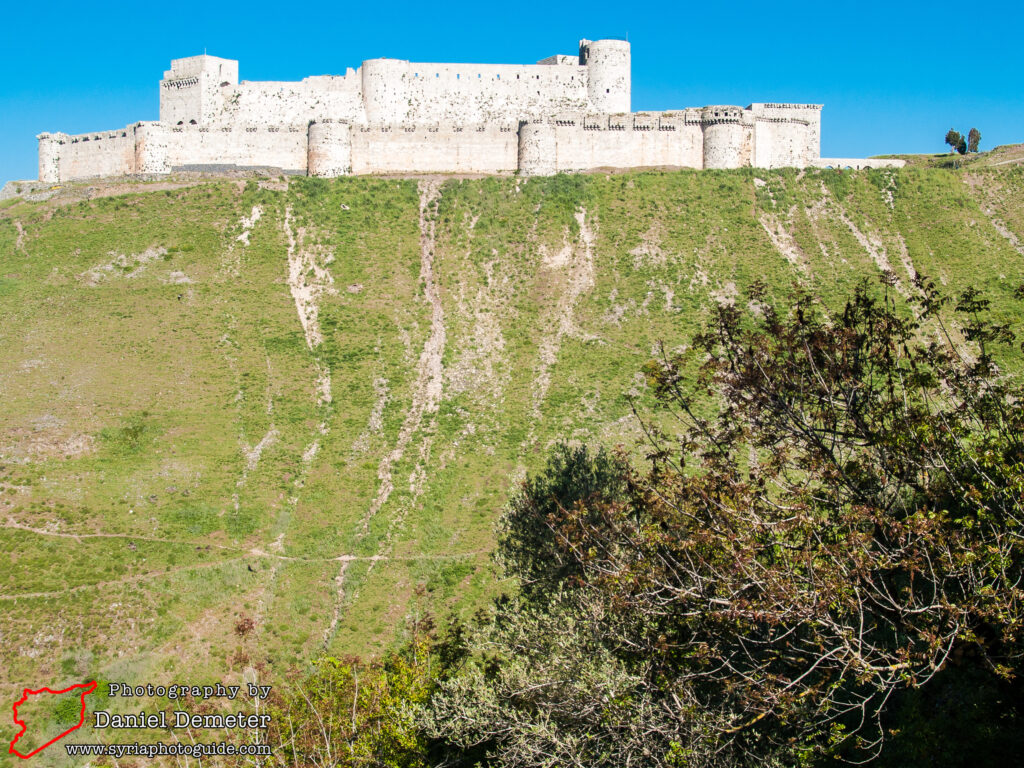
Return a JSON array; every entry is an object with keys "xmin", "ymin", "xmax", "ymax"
[
  {"xmin": 759, "ymin": 208, "xmax": 810, "ymax": 275},
  {"xmin": 531, "ymin": 207, "xmax": 596, "ymax": 426},
  {"xmin": 325, "ymin": 181, "xmax": 447, "ymax": 649},
  {"xmin": 359, "ymin": 180, "xmax": 446, "ymax": 535}
]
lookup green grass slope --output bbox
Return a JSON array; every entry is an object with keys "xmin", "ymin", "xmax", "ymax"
[{"xmin": 1, "ymin": 166, "xmax": 1023, "ymax": 759}]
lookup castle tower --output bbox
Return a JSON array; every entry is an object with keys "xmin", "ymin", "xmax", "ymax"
[
  {"xmin": 518, "ymin": 121, "xmax": 557, "ymax": 176},
  {"xmin": 159, "ymin": 55, "xmax": 239, "ymax": 126},
  {"xmin": 308, "ymin": 121, "xmax": 353, "ymax": 177},
  {"xmin": 37, "ymin": 133, "xmax": 62, "ymax": 183},
  {"xmin": 701, "ymin": 107, "xmax": 750, "ymax": 169},
  {"xmin": 580, "ymin": 39, "xmax": 630, "ymax": 113},
  {"xmin": 134, "ymin": 122, "xmax": 170, "ymax": 174},
  {"xmin": 361, "ymin": 59, "xmax": 410, "ymax": 124}
]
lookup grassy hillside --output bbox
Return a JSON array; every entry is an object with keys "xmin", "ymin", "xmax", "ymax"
[{"xmin": 1, "ymin": 165, "xmax": 1023, "ymax": 761}]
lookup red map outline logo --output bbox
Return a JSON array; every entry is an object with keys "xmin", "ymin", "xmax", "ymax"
[{"xmin": 8, "ymin": 681, "xmax": 97, "ymax": 759}]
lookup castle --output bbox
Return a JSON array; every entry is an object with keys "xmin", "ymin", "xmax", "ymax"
[{"xmin": 36, "ymin": 39, "xmax": 901, "ymax": 183}]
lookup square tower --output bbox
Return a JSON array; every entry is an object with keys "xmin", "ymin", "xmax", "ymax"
[{"xmin": 159, "ymin": 55, "xmax": 239, "ymax": 126}]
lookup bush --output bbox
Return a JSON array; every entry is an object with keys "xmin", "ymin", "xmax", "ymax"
[{"xmin": 427, "ymin": 275, "xmax": 1024, "ymax": 766}]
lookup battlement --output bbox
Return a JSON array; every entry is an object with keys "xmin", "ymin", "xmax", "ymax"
[{"xmin": 37, "ymin": 37, "xmax": 901, "ymax": 183}]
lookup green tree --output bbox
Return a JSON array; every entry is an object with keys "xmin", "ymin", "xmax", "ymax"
[
  {"xmin": 945, "ymin": 129, "xmax": 963, "ymax": 153},
  {"xmin": 263, "ymin": 636, "xmax": 438, "ymax": 768},
  {"xmin": 968, "ymin": 127, "xmax": 982, "ymax": 153},
  {"xmin": 428, "ymin": 277, "xmax": 1024, "ymax": 767}
]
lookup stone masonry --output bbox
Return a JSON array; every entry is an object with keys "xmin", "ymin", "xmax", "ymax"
[{"xmin": 36, "ymin": 39, "xmax": 902, "ymax": 183}]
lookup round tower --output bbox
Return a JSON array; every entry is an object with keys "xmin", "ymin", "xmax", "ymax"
[
  {"xmin": 701, "ymin": 107, "xmax": 745, "ymax": 169},
  {"xmin": 518, "ymin": 121, "xmax": 557, "ymax": 176},
  {"xmin": 37, "ymin": 133, "xmax": 61, "ymax": 183},
  {"xmin": 134, "ymin": 122, "xmax": 170, "ymax": 175},
  {"xmin": 361, "ymin": 59, "xmax": 410, "ymax": 124},
  {"xmin": 581, "ymin": 39, "xmax": 630, "ymax": 113},
  {"xmin": 308, "ymin": 121, "xmax": 352, "ymax": 177}
]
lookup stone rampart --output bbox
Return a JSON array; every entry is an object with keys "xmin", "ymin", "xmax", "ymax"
[
  {"xmin": 519, "ymin": 113, "xmax": 705, "ymax": 174},
  {"xmin": 164, "ymin": 124, "xmax": 308, "ymax": 174},
  {"xmin": 35, "ymin": 39, "xmax": 902, "ymax": 182},
  {"xmin": 348, "ymin": 122, "xmax": 518, "ymax": 175},
  {"xmin": 38, "ymin": 128, "xmax": 138, "ymax": 183},
  {"xmin": 361, "ymin": 59, "xmax": 591, "ymax": 125}
]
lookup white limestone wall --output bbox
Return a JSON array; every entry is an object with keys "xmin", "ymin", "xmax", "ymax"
[
  {"xmin": 581, "ymin": 39, "xmax": 631, "ymax": 113},
  {"xmin": 37, "ymin": 134, "xmax": 61, "ymax": 183},
  {"xmin": 702, "ymin": 121, "xmax": 751, "ymax": 169},
  {"xmin": 39, "ymin": 127, "xmax": 138, "ymax": 181},
  {"xmin": 163, "ymin": 125, "xmax": 308, "ymax": 172},
  {"xmin": 520, "ymin": 113, "xmax": 703, "ymax": 175},
  {"xmin": 135, "ymin": 122, "xmax": 170, "ymax": 174},
  {"xmin": 350, "ymin": 123, "xmax": 517, "ymax": 175},
  {"xmin": 160, "ymin": 55, "xmax": 239, "ymax": 126},
  {"xmin": 213, "ymin": 75, "xmax": 364, "ymax": 127},
  {"xmin": 518, "ymin": 122, "xmax": 557, "ymax": 176},
  {"xmin": 753, "ymin": 119, "xmax": 813, "ymax": 168},
  {"xmin": 156, "ymin": 40, "xmax": 631, "ymax": 130},
  {"xmin": 308, "ymin": 122, "xmax": 353, "ymax": 177},
  {"xmin": 361, "ymin": 59, "xmax": 591, "ymax": 124},
  {"xmin": 749, "ymin": 103, "xmax": 821, "ymax": 167},
  {"xmin": 361, "ymin": 59, "xmax": 411, "ymax": 123}
]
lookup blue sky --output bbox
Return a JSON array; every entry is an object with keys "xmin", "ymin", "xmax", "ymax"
[{"xmin": 2, "ymin": 0, "xmax": 1021, "ymax": 183}]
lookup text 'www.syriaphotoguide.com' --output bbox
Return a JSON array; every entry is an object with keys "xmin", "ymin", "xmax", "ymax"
[{"xmin": 65, "ymin": 742, "xmax": 271, "ymax": 758}]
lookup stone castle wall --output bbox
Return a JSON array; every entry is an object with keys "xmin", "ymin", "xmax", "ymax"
[
  {"xmin": 37, "ymin": 108, "xmax": 830, "ymax": 182},
  {"xmin": 39, "ymin": 126, "xmax": 138, "ymax": 183},
  {"xmin": 37, "ymin": 38, "xmax": 904, "ymax": 183},
  {"xmin": 350, "ymin": 122, "xmax": 518, "ymax": 175}
]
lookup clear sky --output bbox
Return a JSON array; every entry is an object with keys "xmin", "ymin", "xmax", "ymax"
[{"xmin": 2, "ymin": 0, "xmax": 1021, "ymax": 184}]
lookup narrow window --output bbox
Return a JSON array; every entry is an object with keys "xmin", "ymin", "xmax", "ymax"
[{"xmin": 606, "ymin": 88, "xmax": 610, "ymax": 93}]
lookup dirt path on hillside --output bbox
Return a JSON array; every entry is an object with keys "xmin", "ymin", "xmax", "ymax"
[
  {"xmin": 2, "ymin": 518, "xmax": 241, "ymax": 551},
  {"xmin": 321, "ymin": 560, "xmax": 350, "ymax": 649},
  {"xmin": 0, "ymin": 557, "xmax": 246, "ymax": 601}
]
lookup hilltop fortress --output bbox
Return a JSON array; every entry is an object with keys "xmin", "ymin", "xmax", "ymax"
[{"xmin": 37, "ymin": 39, "xmax": 900, "ymax": 182}]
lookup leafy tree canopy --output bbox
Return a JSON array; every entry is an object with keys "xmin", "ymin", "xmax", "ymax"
[{"xmin": 428, "ymin": 276, "xmax": 1024, "ymax": 767}]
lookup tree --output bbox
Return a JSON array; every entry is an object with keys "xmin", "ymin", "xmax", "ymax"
[
  {"xmin": 968, "ymin": 127, "xmax": 982, "ymax": 153},
  {"xmin": 260, "ymin": 637, "xmax": 438, "ymax": 768},
  {"xmin": 945, "ymin": 129, "xmax": 963, "ymax": 153},
  {"xmin": 428, "ymin": 276, "xmax": 1024, "ymax": 766}
]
